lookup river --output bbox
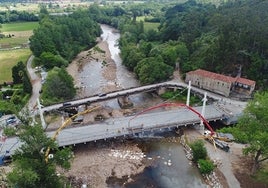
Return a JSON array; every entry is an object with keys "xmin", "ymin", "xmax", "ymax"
[{"xmin": 78, "ymin": 24, "xmax": 207, "ymax": 188}]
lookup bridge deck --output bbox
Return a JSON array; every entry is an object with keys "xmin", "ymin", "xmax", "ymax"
[{"xmin": 1, "ymin": 105, "xmax": 224, "ymax": 157}]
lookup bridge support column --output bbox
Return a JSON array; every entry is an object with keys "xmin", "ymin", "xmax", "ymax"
[
  {"xmin": 186, "ymin": 81, "xmax": 191, "ymax": 106},
  {"xmin": 117, "ymin": 96, "xmax": 133, "ymax": 109},
  {"xmin": 157, "ymin": 87, "xmax": 166, "ymax": 95},
  {"xmin": 200, "ymin": 92, "xmax": 207, "ymax": 133}
]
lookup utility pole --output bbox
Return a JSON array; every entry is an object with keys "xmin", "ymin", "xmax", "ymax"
[
  {"xmin": 200, "ymin": 92, "xmax": 207, "ymax": 133},
  {"xmin": 186, "ymin": 81, "xmax": 191, "ymax": 106}
]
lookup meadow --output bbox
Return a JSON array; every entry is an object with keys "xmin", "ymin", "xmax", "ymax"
[
  {"xmin": 137, "ymin": 16, "xmax": 160, "ymax": 31},
  {"xmin": 0, "ymin": 49, "xmax": 32, "ymax": 83},
  {"xmin": 0, "ymin": 22, "xmax": 38, "ymax": 83},
  {"xmin": 1, "ymin": 22, "xmax": 39, "ymax": 32}
]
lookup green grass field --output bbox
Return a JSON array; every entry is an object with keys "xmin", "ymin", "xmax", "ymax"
[
  {"xmin": 137, "ymin": 16, "xmax": 160, "ymax": 31},
  {"xmin": 0, "ymin": 22, "xmax": 38, "ymax": 83},
  {"xmin": 0, "ymin": 37, "xmax": 30, "ymax": 47},
  {"xmin": 1, "ymin": 22, "xmax": 39, "ymax": 32},
  {"xmin": 0, "ymin": 49, "xmax": 31, "ymax": 83},
  {"xmin": 0, "ymin": 22, "xmax": 38, "ymax": 48},
  {"xmin": 144, "ymin": 22, "xmax": 160, "ymax": 31}
]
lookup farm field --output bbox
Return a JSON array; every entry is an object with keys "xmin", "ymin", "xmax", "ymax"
[
  {"xmin": 0, "ymin": 1, "xmax": 91, "ymax": 12},
  {"xmin": 0, "ymin": 3, "xmax": 39, "ymax": 12},
  {"xmin": 1, "ymin": 22, "xmax": 39, "ymax": 32},
  {"xmin": 0, "ymin": 49, "xmax": 31, "ymax": 83},
  {"xmin": 137, "ymin": 16, "xmax": 160, "ymax": 31},
  {"xmin": 0, "ymin": 22, "xmax": 38, "ymax": 48},
  {"xmin": 0, "ymin": 22, "xmax": 37, "ymax": 84}
]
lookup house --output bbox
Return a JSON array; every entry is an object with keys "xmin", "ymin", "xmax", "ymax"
[{"xmin": 185, "ymin": 69, "xmax": 255, "ymax": 97}]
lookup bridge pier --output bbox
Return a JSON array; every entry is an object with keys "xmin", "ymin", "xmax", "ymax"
[
  {"xmin": 117, "ymin": 96, "xmax": 133, "ymax": 109},
  {"xmin": 157, "ymin": 87, "xmax": 166, "ymax": 95}
]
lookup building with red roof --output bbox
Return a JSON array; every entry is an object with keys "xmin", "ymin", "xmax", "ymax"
[{"xmin": 185, "ymin": 69, "xmax": 255, "ymax": 97}]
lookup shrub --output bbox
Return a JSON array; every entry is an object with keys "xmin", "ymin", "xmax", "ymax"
[
  {"xmin": 189, "ymin": 140, "xmax": 207, "ymax": 162},
  {"xmin": 198, "ymin": 159, "xmax": 215, "ymax": 174}
]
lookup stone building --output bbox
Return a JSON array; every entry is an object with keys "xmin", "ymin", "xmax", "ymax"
[{"xmin": 185, "ymin": 69, "xmax": 255, "ymax": 97}]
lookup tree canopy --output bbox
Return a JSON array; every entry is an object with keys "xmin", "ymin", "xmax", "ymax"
[
  {"xmin": 92, "ymin": 0, "xmax": 268, "ymax": 89},
  {"xmin": 7, "ymin": 125, "xmax": 73, "ymax": 188},
  {"xmin": 0, "ymin": 10, "xmax": 38, "ymax": 23},
  {"xmin": 12, "ymin": 61, "xmax": 32, "ymax": 94},
  {"xmin": 221, "ymin": 92, "xmax": 268, "ymax": 174},
  {"xmin": 30, "ymin": 10, "xmax": 101, "ymax": 68},
  {"xmin": 41, "ymin": 67, "xmax": 76, "ymax": 105}
]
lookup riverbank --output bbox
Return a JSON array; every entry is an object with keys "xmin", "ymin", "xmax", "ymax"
[
  {"xmin": 65, "ymin": 33, "xmax": 150, "ymax": 187},
  {"xmin": 67, "ymin": 37, "xmax": 120, "ymax": 99}
]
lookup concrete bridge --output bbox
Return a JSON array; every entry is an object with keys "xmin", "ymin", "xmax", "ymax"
[
  {"xmin": 41, "ymin": 82, "xmax": 184, "ymax": 113},
  {"xmin": 1, "ymin": 103, "xmax": 225, "ymax": 160},
  {"xmin": 41, "ymin": 81, "xmax": 245, "ymax": 113},
  {"xmin": 39, "ymin": 81, "xmax": 246, "ymax": 128}
]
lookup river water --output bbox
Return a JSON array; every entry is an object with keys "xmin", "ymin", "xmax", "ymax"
[
  {"xmin": 107, "ymin": 133, "xmax": 206, "ymax": 188},
  {"xmin": 79, "ymin": 24, "xmax": 207, "ymax": 187}
]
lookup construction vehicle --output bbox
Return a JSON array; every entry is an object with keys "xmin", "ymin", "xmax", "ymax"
[{"xmin": 204, "ymin": 130, "xmax": 231, "ymax": 152}]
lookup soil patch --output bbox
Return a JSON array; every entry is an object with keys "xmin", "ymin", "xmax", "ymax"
[{"xmin": 233, "ymin": 156, "xmax": 268, "ymax": 188}]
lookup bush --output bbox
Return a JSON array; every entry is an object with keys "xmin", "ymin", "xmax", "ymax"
[
  {"xmin": 3, "ymin": 127, "xmax": 17, "ymax": 137},
  {"xmin": 189, "ymin": 140, "xmax": 207, "ymax": 162},
  {"xmin": 198, "ymin": 159, "xmax": 215, "ymax": 174}
]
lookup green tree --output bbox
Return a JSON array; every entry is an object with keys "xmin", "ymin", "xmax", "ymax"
[
  {"xmin": 233, "ymin": 92, "xmax": 268, "ymax": 174},
  {"xmin": 40, "ymin": 52, "xmax": 68, "ymax": 69},
  {"xmin": 12, "ymin": 61, "xmax": 25, "ymax": 84},
  {"xmin": 134, "ymin": 56, "xmax": 173, "ymax": 84},
  {"xmin": 22, "ymin": 71, "xmax": 32, "ymax": 94},
  {"xmin": 11, "ymin": 61, "xmax": 32, "ymax": 94},
  {"xmin": 122, "ymin": 46, "xmax": 145, "ymax": 71},
  {"xmin": 160, "ymin": 45, "xmax": 178, "ymax": 67},
  {"xmin": 41, "ymin": 67, "xmax": 76, "ymax": 104},
  {"xmin": 198, "ymin": 159, "xmax": 215, "ymax": 174},
  {"xmin": 7, "ymin": 125, "xmax": 73, "ymax": 188},
  {"xmin": 189, "ymin": 140, "xmax": 207, "ymax": 163}
]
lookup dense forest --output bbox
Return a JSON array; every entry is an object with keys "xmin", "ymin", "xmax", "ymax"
[
  {"xmin": 0, "ymin": 10, "xmax": 38, "ymax": 23},
  {"xmin": 28, "ymin": 0, "xmax": 268, "ymax": 89},
  {"xmin": 29, "ymin": 10, "xmax": 101, "ymax": 69},
  {"xmin": 75, "ymin": 0, "xmax": 266, "ymax": 89}
]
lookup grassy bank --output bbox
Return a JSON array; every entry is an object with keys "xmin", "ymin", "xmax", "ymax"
[{"xmin": 0, "ymin": 49, "xmax": 31, "ymax": 83}]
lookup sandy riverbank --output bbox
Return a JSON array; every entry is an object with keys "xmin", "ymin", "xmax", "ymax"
[
  {"xmin": 64, "ymin": 38, "xmax": 149, "ymax": 188},
  {"xmin": 67, "ymin": 38, "xmax": 120, "ymax": 98}
]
